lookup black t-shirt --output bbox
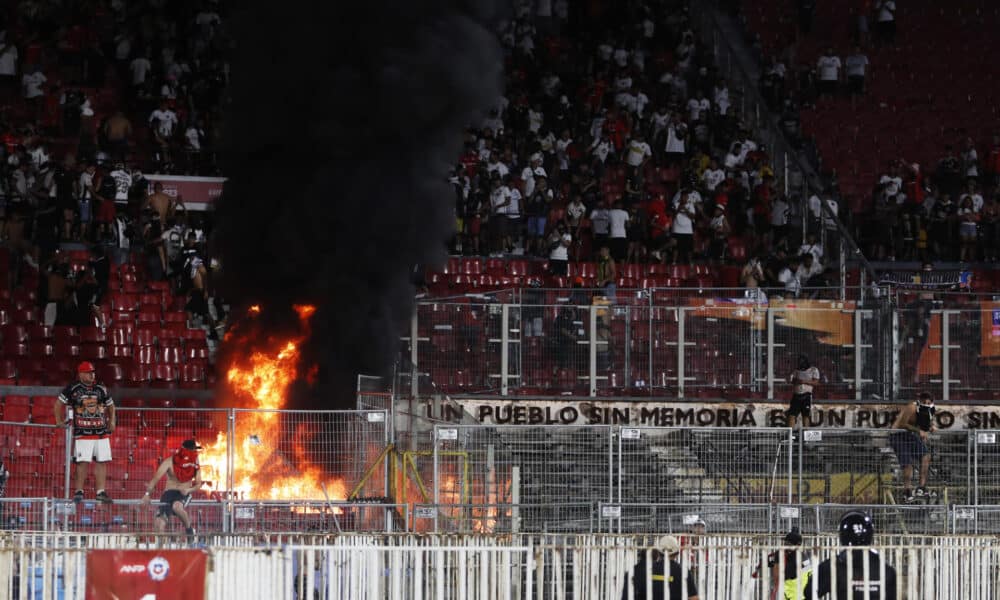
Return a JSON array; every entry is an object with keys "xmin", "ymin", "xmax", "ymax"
[
  {"xmin": 625, "ymin": 556, "xmax": 698, "ymax": 600},
  {"xmin": 58, "ymin": 381, "xmax": 114, "ymax": 438},
  {"xmin": 804, "ymin": 549, "xmax": 897, "ymax": 600},
  {"xmin": 767, "ymin": 548, "xmax": 812, "ymax": 581}
]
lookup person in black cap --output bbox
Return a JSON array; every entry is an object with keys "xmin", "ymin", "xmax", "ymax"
[
  {"xmin": 142, "ymin": 439, "xmax": 203, "ymax": 538},
  {"xmin": 764, "ymin": 528, "xmax": 812, "ymax": 599},
  {"xmin": 803, "ymin": 511, "xmax": 897, "ymax": 599},
  {"xmin": 786, "ymin": 354, "xmax": 820, "ymax": 432}
]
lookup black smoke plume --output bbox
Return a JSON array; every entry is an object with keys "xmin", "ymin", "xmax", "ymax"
[{"xmin": 216, "ymin": 1, "xmax": 504, "ymax": 409}]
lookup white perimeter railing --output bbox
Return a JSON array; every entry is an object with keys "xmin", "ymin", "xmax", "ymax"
[{"xmin": 1, "ymin": 533, "xmax": 999, "ymax": 599}]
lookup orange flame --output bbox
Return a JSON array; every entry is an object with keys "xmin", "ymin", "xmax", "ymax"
[{"xmin": 199, "ymin": 305, "xmax": 347, "ymax": 502}]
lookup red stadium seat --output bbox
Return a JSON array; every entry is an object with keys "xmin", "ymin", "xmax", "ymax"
[
  {"xmin": 133, "ymin": 327, "xmax": 156, "ymax": 346},
  {"xmin": 99, "ymin": 363, "xmax": 125, "ymax": 385},
  {"xmin": 179, "ymin": 364, "xmax": 206, "ymax": 389},
  {"xmin": 134, "ymin": 346, "xmax": 155, "ymax": 365},
  {"xmin": 80, "ymin": 326, "xmax": 107, "ymax": 344}
]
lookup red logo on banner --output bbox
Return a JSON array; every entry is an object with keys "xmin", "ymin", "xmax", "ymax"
[{"xmin": 87, "ymin": 550, "xmax": 206, "ymax": 600}]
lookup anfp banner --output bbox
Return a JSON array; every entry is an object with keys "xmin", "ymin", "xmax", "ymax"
[{"xmin": 86, "ymin": 549, "xmax": 206, "ymax": 600}]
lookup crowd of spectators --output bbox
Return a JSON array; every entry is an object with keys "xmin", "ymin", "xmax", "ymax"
[
  {"xmin": 447, "ymin": 0, "xmax": 833, "ymax": 297},
  {"xmin": 0, "ymin": 1, "xmax": 225, "ymax": 331},
  {"xmin": 737, "ymin": 0, "xmax": 1000, "ymax": 266}
]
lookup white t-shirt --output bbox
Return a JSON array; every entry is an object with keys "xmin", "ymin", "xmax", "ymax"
[
  {"xmin": 22, "ymin": 71, "xmax": 46, "ymax": 98},
  {"xmin": 817, "ymin": 55, "xmax": 841, "ymax": 81},
  {"xmin": 877, "ymin": 0, "xmax": 896, "ymax": 22},
  {"xmin": 778, "ymin": 267, "xmax": 800, "ymax": 296},
  {"xmin": 185, "ymin": 126, "xmax": 203, "ymax": 150},
  {"xmin": 567, "ymin": 201, "xmax": 586, "ymax": 222},
  {"xmin": 651, "ymin": 111, "xmax": 670, "ymax": 136},
  {"xmin": 665, "ymin": 124, "xmax": 686, "ymax": 153},
  {"xmin": 880, "ymin": 175, "xmax": 902, "ymax": 199},
  {"xmin": 110, "ymin": 169, "xmax": 132, "ymax": 201},
  {"xmin": 528, "ymin": 109, "xmax": 543, "ymax": 133},
  {"xmin": 799, "ymin": 242, "xmax": 823, "ymax": 263},
  {"xmin": 625, "ymin": 140, "xmax": 652, "ymax": 167},
  {"xmin": 0, "ymin": 43, "xmax": 17, "ymax": 76},
  {"xmin": 149, "ymin": 109, "xmax": 178, "ymax": 138},
  {"xmin": 130, "ymin": 57, "xmax": 152, "ymax": 85},
  {"xmin": 79, "ymin": 171, "xmax": 95, "ymax": 199},
  {"xmin": 714, "ymin": 85, "xmax": 730, "ymax": 115},
  {"xmin": 672, "ymin": 209, "xmax": 694, "ymax": 235},
  {"xmin": 506, "ymin": 188, "xmax": 522, "ymax": 218},
  {"xmin": 591, "ymin": 139, "xmax": 612, "ymax": 163},
  {"xmin": 608, "ymin": 209, "xmax": 629, "ymax": 238},
  {"xmin": 687, "ymin": 97, "xmax": 710, "ymax": 121},
  {"xmin": 490, "ymin": 186, "xmax": 511, "ymax": 215},
  {"xmin": 590, "ymin": 209, "xmax": 610, "ymax": 234},
  {"xmin": 550, "ymin": 233, "xmax": 571, "ymax": 260},
  {"xmin": 702, "ymin": 168, "xmax": 725, "ymax": 191},
  {"xmin": 791, "ymin": 366, "xmax": 820, "ymax": 394},
  {"xmin": 486, "ymin": 161, "xmax": 509, "ymax": 179},
  {"xmin": 845, "ymin": 54, "xmax": 869, "ymax": 77},
  {"xmin": 521, "ymin": 166, "xmax": 546, "ymax": 197}
]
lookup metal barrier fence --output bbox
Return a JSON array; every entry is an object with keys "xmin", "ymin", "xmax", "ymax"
[
  {"xmin": 423, "ymin": 425, "xmax": 999, "ymax": 515},
  {"xmin": 0, "ymin": 498, "xmax": 406, "ymax": 534},
  {"xmin": 4, "ymin": 533, "xmax": 1000, "ymax": 599},
  {"xmin": 407, "ymin": 298, "xmax": 1000, "ymax": 400},
  {"xmin": 410, "ymin": 503, "xmax": 595, "ymax": 534},
  {"xmin": 408, "ymin": 297, "xmax": 898, "ymax": 399}
]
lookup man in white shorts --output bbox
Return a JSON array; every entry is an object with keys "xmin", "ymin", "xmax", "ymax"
[{"xmin": 55, "ymin": 362, "xmax": 116, "ymax": 504}]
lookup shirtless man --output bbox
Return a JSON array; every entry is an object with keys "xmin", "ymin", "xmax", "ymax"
[
  {"xmin": 889, "ymin": 391, "xmax": 938, "ymax": 504},
  {"xmin": 142, "ymin": 439, "xmax": 203, "ymax": 538},
  {"xmin": 143, "ymin": 181, "xmax": 185, "ymax": 228},
  {"xmin": 102, "ymin": 111, "xmax": 133, "ymax": 161}
]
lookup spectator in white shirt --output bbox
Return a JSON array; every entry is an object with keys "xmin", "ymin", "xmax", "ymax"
[
  {"xmin": 701, "ymin": 158, "xmax": 725, "ymax": 192},
  {"xmin": 624, "ymin": 133, "xmax": 652, "ymax": 177},
  {"xmin": 486, "ymin": 155, "xmax": 509, "ymax": 179},
  {"xmin": 777, "ymin": 256, "xmax": 802, "ymax": 297},
  {"xmin": 664, "ymin": 116, "xmax": 687, "ymax": 166},
  {"xmin": 607, "ymin": 201, "xmax": 630, "ymax": 261},
  {"xmin": 874, "ymin": 0, "xmax": 897, "ymax": 44},
  {"xmin": 547, "ymin": 226, "xmax": 572, "ymax": 275},
  {"xmin": 671, "ymin": 189, "xmax": 698, "ymax": 264},
  {"xmin": 687, "ymin": 93, "xmax": 710, "ymax": 121},
  {"xmin": 724, "ymin": 142, "xmax": 744, "ymax": 169},
  {"xmin": 713, "ymin": 80, "xmax": 731, "ymax": 116},
  {"xmin": 590, "ymin": 135, "xmax": 613, "ymax": 167},
  {"xmin": 961, "ymin": 137, "xmax": 979, "ymax": 179},
  {"xmin": 130, "ymin": 53, "xmax": 152, "ymax": 87},
  {"xmin": 0, "ymin": 36, "xmax": 17, "ymax": 93},
  {"xmin": 796, "ymin": 252, "xmax": 825, "ymax": 291},
  {"xmin": 590, "ymin": 200, "xmax": 611, "ymax": 251},
  {"xmin": 845, "ymin": 46, "xmax": 869, "ymax": 94},
  {"xmin": 21, "ymin": 66, "xmax": 46, "ymax": 117},
  {"xmin": 799, "ymin": 232, "xmax": 824, "ymax": 264},
  {"xmin": 770, "ymin": 195, "xmax": 791, "ymax": 250},
  {"xmin": 521, "ymin": 153, "xmax": 546, "ymax": 198},
  {"xmin": 816, "ymin": 48, "xmax": 841, "ymax": 96}
]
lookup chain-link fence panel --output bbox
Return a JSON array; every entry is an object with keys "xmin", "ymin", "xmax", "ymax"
[
  {"xmin": 770, "ymin": 302, "xmax": 858, "ymax": 401},
  {"xmin": 976, "ymin": 430, "xmax": 1000, "ymax": 505},
  {"xmin": 0, "ymin": 420, "xmax": 67, "ymax": 499},
  {"xmin": 519, "ymin": 304, "xmax": 595, "ymax": 395},
  {"xmin": 798, "ymin": 429, "xmax": 971, "ymax": 505},
  {"xmin": 895, "ymin": 303, "xmax": 943, "ymax": 397},
  {"xmin": 598, "ymin": 502, "xmax": 773, "ymax": 534},
  {"xmin": 412, "ymin": 301, "xmax": 503, "ymax": 394},
  {"xmin": 115, "ymin": 407, "xmax": 229, "ymax": 501},
  {"xmin": 618, "ymin": 427, "xmax": 792, "ymax": 506},
  {"xmin": 0, "ymin": 498, "xmax": 50, "ymax": 531},
  {"xmin": 682, "ymin": 304, "xmax": 764, "ymax": 395},
  {"xmin": 50, "ymin": 498, "xmax": 226, "ymax": 534},
  {"xmin": 433, "ymin": 425, "xmax": 613, "ymax": 512},
  {"xmin": 950, "ymin": 308, "xmax": 1000, "ymax": 399},
  {"xmin": 230, "ymin": 410, "xmax": 388, "ymax": 502}
]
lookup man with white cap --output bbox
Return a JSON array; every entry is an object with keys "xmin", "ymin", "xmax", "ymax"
[{"xmin": 623, "ymin": 535, "xmax": 699, "ymax": 599}]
